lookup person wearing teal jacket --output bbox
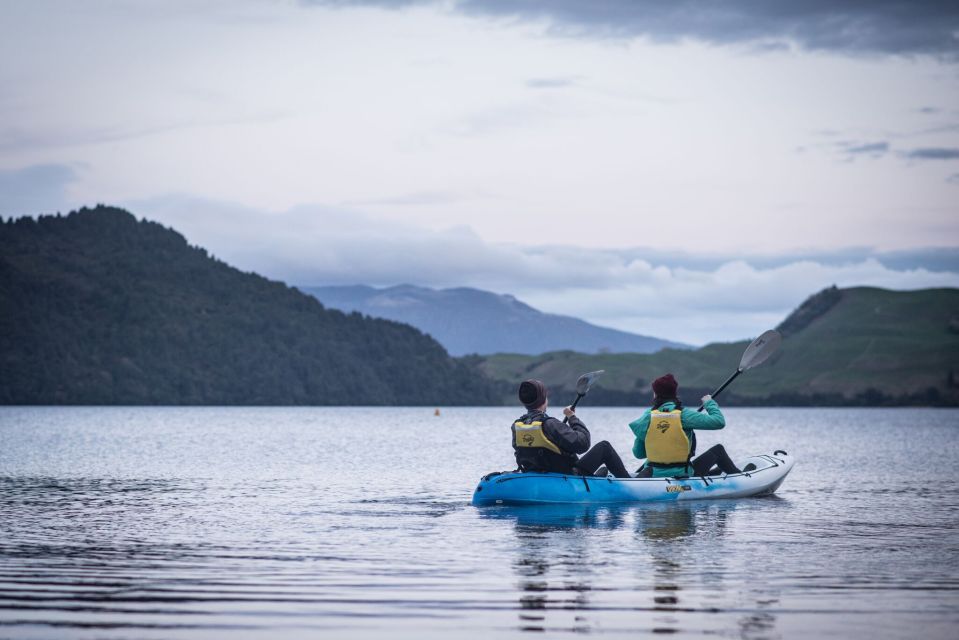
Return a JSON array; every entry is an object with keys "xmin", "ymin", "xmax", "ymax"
[{"xmin": 629, "ymin": 373, "xmax": 742, "ymax": 478}]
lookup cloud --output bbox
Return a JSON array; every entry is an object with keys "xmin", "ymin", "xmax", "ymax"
[
  {"xmin": 870, "ymin": 247, "xmax": 959, "ymax": 272},
  {"xmin": 306, "ymin": 0, "xmax": 428, "ymax": 7},
  {"xmin": 841, "ymin": 141, "xmax": 890, "ymax": 157},
  {"xmin": 125, "ymin": 194, "xmax": 572, "ymax": 289},
  {"xmin": 341, "ymin": 190, "xmax": 481, "ymax": 207},
  {"xmin": 306, "ymin": 0, "xmax": 959, "ymax": 58},
  {"xmin": 444, "ymin": 101, "xmax": 565, "ymax": 137},
  {"xmin": 903, "ymin": 147, "xmax": 959, "ymax": 160},
  {"xmin": 526, "ymin": 76, "xmax": 579, "ymax": 89},
  {"xmin": 910, "ymin": 123, "xmax": 959, "ymax": 138},
  {"xmin": 608, "ymin": 245, "xmax": 959, "ymax": 274},
  {"xmin": 822, "ymin": 131, "xmax": 959, "ymax": 162},
  {"xmin": 0, "ymin": 112, "xmax": 287, "ymax": 154},
  {"xmin": 515, "ymin": 256, "xmax": 959, "ymax": 345},
  {"xmin": 0, "ymin": 164, "xmax": 79, "ymax": 217},
  {"xmin": 121, "ymin": 194, "xmax": 959, "ymax": 345}
]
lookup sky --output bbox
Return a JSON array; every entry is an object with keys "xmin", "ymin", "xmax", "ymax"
[{"xmin": 1, "ymin": 0, "xmax": 958, "ymax": 345}]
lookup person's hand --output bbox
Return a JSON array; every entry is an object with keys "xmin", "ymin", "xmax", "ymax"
[
  {"xmin": 563, "ymin": 406, "xmax": 575, "ymax": 417},
  {"xmin": 701, "ymin": 394, "xmax": 712, "ymax": 404}
]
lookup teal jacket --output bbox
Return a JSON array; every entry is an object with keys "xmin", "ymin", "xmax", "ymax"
[{"xmin": 628, "ymin": 400, "xmax": 726, "ymax": 477}]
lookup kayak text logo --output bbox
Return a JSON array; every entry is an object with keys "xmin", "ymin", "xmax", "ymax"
[{"xmin": 666, "ymin": 485, "xmax": 691, "ymax": 493}]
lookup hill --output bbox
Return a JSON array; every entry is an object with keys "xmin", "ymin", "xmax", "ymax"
[
  {"xmin": 300, "ymin": 284, "xmax": 688, "ymax": 356},
  {"xmin": 477, "ymin": 286, "xmax": 959, "ymax": 406},
  {"xmin": 0, "ymin": 206, "xmax": 498, "ymax": 405}
]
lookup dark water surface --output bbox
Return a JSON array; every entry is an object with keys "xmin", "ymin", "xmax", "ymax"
[{"xmin": 1, "ymin": 407, "xmax": 957, "ymax": 639}]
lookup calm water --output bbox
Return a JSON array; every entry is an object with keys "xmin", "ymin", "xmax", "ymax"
[{"xmin": 1, "ymin": 407, "xmax": 957, "ymax": 639}]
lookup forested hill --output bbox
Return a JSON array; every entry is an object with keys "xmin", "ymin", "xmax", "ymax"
[{"xmin": 0, "ymin": 206, "xmax": 498, "ymax": 405}]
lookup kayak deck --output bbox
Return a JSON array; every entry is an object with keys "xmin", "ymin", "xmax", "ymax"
[{"xmin": 472, "ymin": 451, "xmax": 794, "ymax": 506}]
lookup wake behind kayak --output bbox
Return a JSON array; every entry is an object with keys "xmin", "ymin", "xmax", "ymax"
[{"xmin": 472, "ymin": 451, "xmax": 794, "ymax": 506}]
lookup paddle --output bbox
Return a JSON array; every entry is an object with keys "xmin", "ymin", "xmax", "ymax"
[
  {"xmin": 564, "ymin": 370, "xmax": 605, "ymax": 423},
  {"xmin": 697, "ymin": 330, "xmax": 782, "ymax": 412}
]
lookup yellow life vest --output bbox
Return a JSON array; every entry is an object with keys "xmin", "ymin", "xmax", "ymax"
[
  {"xmin": 645, "ymin": 409, "xmax": 690, "ymax": 466},
  {"xmin": 513, "ymin": 420, "xmax": 562, "ymax": 455}
]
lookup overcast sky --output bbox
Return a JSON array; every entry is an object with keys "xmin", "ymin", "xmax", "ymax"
[{"xmin": 1, "ymin": 0, "xmax": 958, "ymax": 345}]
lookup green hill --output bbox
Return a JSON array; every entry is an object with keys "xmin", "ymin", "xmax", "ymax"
[
  {"xmin": 478, "ymin": 286, "xmax": 959, "ymax": 406},
  {"xmin": 0, "ymin": 206, "xmax": 498, "ymax": 405}
]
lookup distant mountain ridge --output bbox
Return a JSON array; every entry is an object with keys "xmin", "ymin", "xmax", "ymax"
[{"xmin": 299, "ymin": 284, "xmax": 689, "ymax": 356}]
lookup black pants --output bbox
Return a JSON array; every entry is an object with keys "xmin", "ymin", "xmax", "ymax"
[
  {"xmin": 574, "ymin": 441, "xmax": 631, "ymax": 478},
  {"xmin": 691, "ymin": 444, "xmax": 740, "ymax": 476}
]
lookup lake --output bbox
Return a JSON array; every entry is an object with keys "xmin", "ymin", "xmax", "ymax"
[{"xmin": 1, "ymin": 406, "xmax": 957, "ymax": 639}]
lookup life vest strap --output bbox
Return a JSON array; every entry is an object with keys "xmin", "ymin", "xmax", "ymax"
[{"xmin": 647, "ymin": 460, "xmax": 691, "ymax": 469}]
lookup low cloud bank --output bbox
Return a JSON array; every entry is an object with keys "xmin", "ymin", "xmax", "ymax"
[{"xmin": 125, "ymin": 195, "xmax": 959, "ymax": 345}]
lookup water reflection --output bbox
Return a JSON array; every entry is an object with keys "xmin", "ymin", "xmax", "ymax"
[
  {"xmin": 636, "ymin": 505, "xmax": 697, "ymax": 635},
  {"xmin": 640, "ymin": 501, "xmax": 779, "ymax": 637},
  {"xmin": 479, "ymin": 505, "xmax": 612, "ymax": 632},
  {"xmin": 636, "ymin": 503, "xmax": 698, "ymax": 541},
  {"xmin": 479, "ymin": 500, "xmax": 787, "ymax": 637},
  {"xmin": 641, "ymin": 510, "xmax": 689, "ymax": 634},
  {"xmin": 515, "ymin": 521, "xmax": 592, "ymax": 633},
  {"xmin": 477, "ymin": 503, "xmax": 631, "ymax": 530}
]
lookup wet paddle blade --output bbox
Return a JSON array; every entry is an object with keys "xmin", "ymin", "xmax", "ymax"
[
  {"xmin": 575, "ymin": 370, "xmax": 605, "ymax": 395},
  {"xmin": 739, "ymin": 330, "xmax": 782, "ymax": 371}
]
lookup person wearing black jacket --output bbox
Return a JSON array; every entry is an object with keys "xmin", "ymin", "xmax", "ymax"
[{"xmin": 512, "ymin": 379, "xmax": 630, "ymax": 478}]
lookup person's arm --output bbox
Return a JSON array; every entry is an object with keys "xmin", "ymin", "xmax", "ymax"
[
  {"xmin": 681, "ymin": 396, "xmax": 726, "ymax": 430},
  {"xmin": 544, "ymin": 413, "xmax": 591, "ymax": 454},
  {"xmin": 629, "ymin": 411, "xmax": 651, "ymax": 459}
]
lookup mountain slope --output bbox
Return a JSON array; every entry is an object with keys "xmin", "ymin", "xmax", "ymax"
[
  {"xmin": 0, "ymin": 206, "xmax": 497, "ymax": 405},
  {"xmin": 477, "ymin": 287, "xmax": 959, "ymax": 406},
  {"xmin": 300, "ymin": 284, "xmax": 689, "ymax": 356}
]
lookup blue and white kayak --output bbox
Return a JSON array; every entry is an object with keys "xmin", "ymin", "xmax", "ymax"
[{"xmin": 471, "ymin": 450, "xmax": 794, "ymax": 506}]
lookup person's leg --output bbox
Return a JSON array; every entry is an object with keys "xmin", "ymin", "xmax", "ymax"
[
  {"xmin": 575, "ymin": 441, "xmax": 631, "ymax": 478},
  {"xmin": 691, "ymin": 444, "xmax": 740, "ymax": 476},
  {"xmin": 572, "ymin": 443, "xmax": 604, "ymax": 475},
  {"xmin": 714, "ymin": 446, "xmax": 741, "ymax": 474}
]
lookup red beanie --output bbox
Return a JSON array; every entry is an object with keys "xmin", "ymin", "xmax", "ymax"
[{"xmin": 652, "ymin": 373, "xmax": 678, "ymax": 398}]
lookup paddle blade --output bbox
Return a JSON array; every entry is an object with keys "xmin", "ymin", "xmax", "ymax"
[
  {"xmin": 575, "ymin": 370, "xmax": 605, "ymax": 395},
  {"xmin": 739, "ymin": 330, "xmax": 782, "ymax": 371}
]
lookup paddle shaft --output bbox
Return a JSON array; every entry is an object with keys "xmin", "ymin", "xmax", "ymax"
[
  {"xmin": 694, "ymin": 329, "xmax": 781, "ymax": 412},
  {"xmin": 697, "ymin": 369, "xmax": 742, "ymax": 412},
  {"xmin": 570, "ymin": 393, "xmax": 585, "ymax": 410},
  {"xmin": 563, "ymin": 392, "xmax": 585, "ymax": 423},
  {"xmin": 562, "ymin": 370, "xmax": 604, "ymax": 423}
]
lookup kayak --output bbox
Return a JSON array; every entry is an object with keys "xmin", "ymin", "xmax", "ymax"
[{"xmin": 471, "ymin": 450, "xmax": 794, "ymax": 506}]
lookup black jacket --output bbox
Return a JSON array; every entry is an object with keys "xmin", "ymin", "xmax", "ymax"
[{"xmin": 512, "ymin": 410, "xmax": 591, "ymax": 473}]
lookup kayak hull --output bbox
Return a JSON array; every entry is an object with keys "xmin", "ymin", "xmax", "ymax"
[{"xmin": 471, "ymin": 451, "xmax": 794, "ymax": 506}]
